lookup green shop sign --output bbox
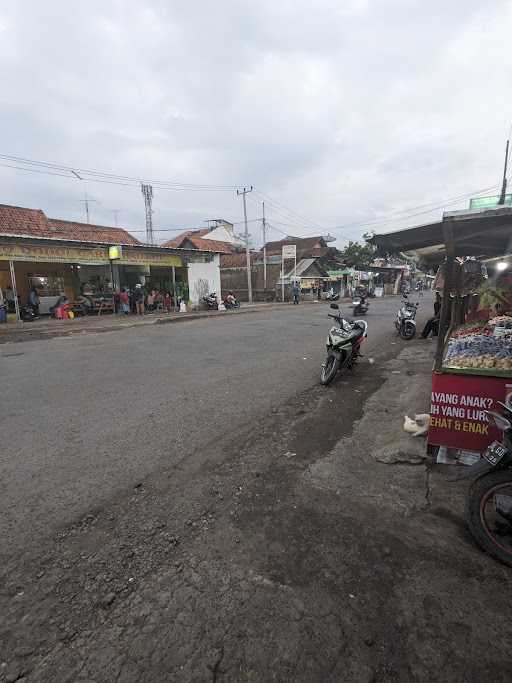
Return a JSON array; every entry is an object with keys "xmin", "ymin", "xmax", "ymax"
[{"xmin": 469, "ymin": 194, "xmax": 512, "ymax": 210}]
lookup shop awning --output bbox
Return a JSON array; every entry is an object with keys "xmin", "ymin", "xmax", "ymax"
[{"xmin": 370, "ymin": 206, "xmax": 512, "ymax": 264}]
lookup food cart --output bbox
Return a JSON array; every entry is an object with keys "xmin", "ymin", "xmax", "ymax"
[{"xmin": 371, "ymin": 205, "xmax": 512, "ymax": 460}]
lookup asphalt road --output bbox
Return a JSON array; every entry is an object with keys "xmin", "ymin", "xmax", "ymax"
[{"xmin": 1, "ymin": 295, "xmax": 428, "ymax": 558}]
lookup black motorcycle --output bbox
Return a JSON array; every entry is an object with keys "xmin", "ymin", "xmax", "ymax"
[
  {"xmin": 21, "ymin": 304, "xmax": 38, "ymax": 322},
  {"xmin": 202, "ymin": 293, "xmax": 218, "ymax": 310},
  {"xmin": 452, "ymin": 402, "xmax": 512, "ymax": 566},
  {"xmin": 320, "ymin": 303, "xmax": 368, "ymax": 385}
]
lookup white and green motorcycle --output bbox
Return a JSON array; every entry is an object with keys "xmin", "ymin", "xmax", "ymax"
[{"xmin": 320, "ymin": 303, "xmax": 368, "ymax": 386}]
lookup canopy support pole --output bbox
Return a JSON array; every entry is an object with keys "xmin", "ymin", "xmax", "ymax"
[
  {"xmin": 8, "ymin": 260, "xmax": 20, "ymax": 321},
  {"xmin": 434, "ymin": 221, "xmax": 455, "ymax": 371}
]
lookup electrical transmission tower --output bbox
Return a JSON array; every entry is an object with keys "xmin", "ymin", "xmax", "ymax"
[{"xmin": 141, "ymin": 183, "xmax": 154, "ymax": 243}]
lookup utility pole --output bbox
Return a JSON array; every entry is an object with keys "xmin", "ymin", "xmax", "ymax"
[
  {"xmin": 498, "ymin": 139, "xmax": 510, "ymax": 205},
  {"xmin": 237, "ymin": 186, "xmax": 253, "ymax": 303},
  {"xmin": 141, "ymin": 184, "xmax": 154, "ymax": 244},
  {"xmin": 262, "ymin": 201, "xmax": 267, "ymax": 291}
]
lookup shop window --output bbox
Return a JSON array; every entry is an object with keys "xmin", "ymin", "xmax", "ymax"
[{"xmin": 28, "ymin": 274, "xmax": 66, "ymax": 296}]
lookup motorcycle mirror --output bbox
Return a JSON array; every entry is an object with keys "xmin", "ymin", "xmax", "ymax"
[
  {"xmin": 497, "ymin": 401, "xmax": 512, "ymax": 415},
  {"xmin": 330, "ymin": 303, "xmax": 339, "ymax": 310},
  {"xmin": 485, "ymin": 410, "xmax": 512, "ymax": 431}
]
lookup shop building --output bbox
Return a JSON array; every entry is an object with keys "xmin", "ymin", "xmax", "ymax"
[{"xmin": 0, "ymin": 203, "xmax": 222, "ymax": 318}]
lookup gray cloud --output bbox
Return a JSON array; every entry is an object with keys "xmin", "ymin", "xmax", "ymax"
[{"xmin": 0, "ymin": 1, "xmax": 511, "ymax": 245}]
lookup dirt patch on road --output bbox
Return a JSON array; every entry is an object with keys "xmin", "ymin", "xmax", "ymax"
[{"xmin": 1, "ymin": 343, "xmax": 511, "ymax": 682}]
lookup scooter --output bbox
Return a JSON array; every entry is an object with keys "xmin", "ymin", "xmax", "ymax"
[
  {"xmin": 395, "ymin": 295, "xmax": 418, "ymax": 339},
  {"xmin": 202, "ymin": 293, "xmax": 218, "ymax": 310},
  {"xmin": 320, "ymin": 303, "xmax": 368, "ymax": 385},
  {"xmin": 351, "ymin": 296, "xmax": 369, "ymax": 316},
  {"xmin": 326, "ymin": 291, "xmax": 340, "ymax": 302},
  {"xmin": 451, "ymin": 402, "xmax": 512, "ymax": 567},
  {"xmin": 223, "ymin": 296, "xmax": 240, "ymax": 310}
]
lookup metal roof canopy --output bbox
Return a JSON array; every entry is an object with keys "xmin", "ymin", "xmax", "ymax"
[{"xmin": 371, "ymin": 206, "xmax": 512, "ymax": 264}]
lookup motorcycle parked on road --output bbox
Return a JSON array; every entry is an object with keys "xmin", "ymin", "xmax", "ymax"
[
  {"xmin": 202, "ymin": 293, "xmax": 219, "ymax": 310},
  {"xmin": 395, "ymin": 295, "xmax": 418, "ymax": 339},
  {"xmin": 320, "ymin": 303, "xmax": 368, "ymax": 385},
  {"xmin": 21, "ymin": 304, "xmax": 38, "ymax": 322},
  {"xmin": 452, "ymin": 402, "xmax": 512, "ymax": 567},
  {"xmin": 326, "ymin": 291, "xmax": 340, "ymax": 302}
]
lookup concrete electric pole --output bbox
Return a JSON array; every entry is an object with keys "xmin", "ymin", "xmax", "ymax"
[
  {"xmin": 237, "ymin": 186, "xmax": 253, "ymax": 303},
  {"xmin": 141, "ymin": 183, "xmax": 154, "ymax": 244},
  {"xmin": 262, "ymin": 201, "xmax": 267, "ymax": 291}
]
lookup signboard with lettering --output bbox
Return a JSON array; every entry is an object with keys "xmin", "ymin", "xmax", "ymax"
[
  {"xmin": 0, "ymin": 241, "xmax": 182, "ymax": 268},
  {"xmin": 282, "ymin": 244, "xmax": 296, "ymax": 259},
  {"xmin": 428, "ymin": 373, "xmax": 509, "ymax": 451},
  {"xmin": 0, "ymin": 242, "xmax": 109, "ymax": 264},
  {"xmin": 118, "ymin": 249, "xmax": 182, "ymax": 267}
]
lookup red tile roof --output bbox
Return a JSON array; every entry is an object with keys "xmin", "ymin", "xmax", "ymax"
[
  {"xmin": 0, "ymin": 204, "xmax": 48, "ymax": 237},
  {"xmin": 48, "ymin": 219, "xmax": 140, "ymax": 245},
  {"xmin": 263, "ymin": 236, "xmax": 327, "ymax": 256},
  {"xmin": 162, "ymin": 232, "xmax": 233, "ymax": 253},
  {"xmin": 220, "ymin": 252, "xmax": 262, "ymax": 267},
  {"xmin": 0, "ymin": 203, "xmax": 141, "ymax": 245},
  {"xmin": 162, "ymin": 229, "xmax": 209, "ymax": 247}
]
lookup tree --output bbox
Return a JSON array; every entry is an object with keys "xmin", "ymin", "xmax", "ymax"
[{"xmin": 339, "ymin": 233, "xmax": 376, "ymax": 269}]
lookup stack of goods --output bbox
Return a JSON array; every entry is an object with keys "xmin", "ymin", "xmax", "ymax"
[{"xmin": 443, "ymin": 316, "xmax": 512, "ymax": 372}]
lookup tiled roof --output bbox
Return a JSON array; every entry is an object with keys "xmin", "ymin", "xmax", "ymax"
[
  {"xmin": 48, "ymin": 219, "xmax": 140, "ymax": 245},
  {"xmin": 220, "ymin": 252, "xmax": 262, "ymax": 267},
  {"xmin": 186, "ymin": 236, "xmax": 233, "ymax": 253},
  {"xmin": 162, "ymin": 229, "xmax": 209, "ymax": 247},
  {"xmin": 263, "ymin": 236, "xmax": 327, "ymax": 254},
  {"xmin": 0, "ymin": 204, "xmax": 48, "ymax": 237},
  {"xmin": 163, "ymin": 232, "xmax": 232, "ymax": 253},
  {"xmin": 0, "ymin": 203, "xmax": 141, "ymax": 245}
]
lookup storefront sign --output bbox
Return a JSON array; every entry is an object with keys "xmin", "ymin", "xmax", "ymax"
[
  {"xmin": 0, "ymin": 242, "xmax": 109, "ymax": 264},
  {"xmin": 428, "ymin": 373, "xmax": 507, "ymax": 451},
  {"xmin": 118, "ymin": 249, "xmax": 182, "ymax": 267},
  {"xmin": 108, "ymin": 245, "xmax": 122, "ymax": 260},
  {"xmin": 0, "ymin": 242, "xmax": 182, "ymax": 267}
]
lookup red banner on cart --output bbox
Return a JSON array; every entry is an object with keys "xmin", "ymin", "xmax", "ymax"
[{"xmin": 428, "ymin": 373, "xmax": 511, "ymax": 452}]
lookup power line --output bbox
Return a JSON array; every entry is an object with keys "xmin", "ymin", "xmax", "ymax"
[{"xmin": 0, "ymin": 155, "xmax": 243, "ymax": 191}]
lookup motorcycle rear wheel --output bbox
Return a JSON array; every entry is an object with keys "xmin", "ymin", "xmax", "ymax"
[
  {"xmin": 465, "ymin": 470, "xmax": 512, "ymax": 567},
  {"xmin": 320, "ymin": 353, "xmax": 340, "ymax": 386},
  {"xmin": 400, "ymin": 323, "xmax": 415, "ymax": 340}
]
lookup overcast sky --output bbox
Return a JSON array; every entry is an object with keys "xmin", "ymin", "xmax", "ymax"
[{"xmin": 1, "ymin": 1, "xmax": 511, "ymax": 246}]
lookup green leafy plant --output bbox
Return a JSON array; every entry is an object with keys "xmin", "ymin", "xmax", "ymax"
[{"xmin": 477, "ymin": 281, "xmax": 508, "ymax": 311}]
